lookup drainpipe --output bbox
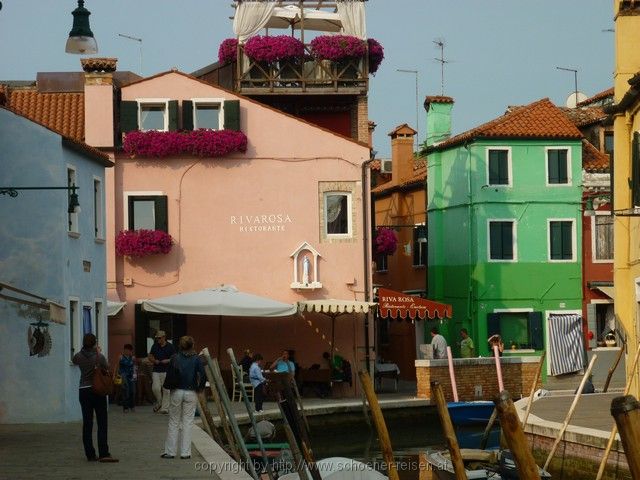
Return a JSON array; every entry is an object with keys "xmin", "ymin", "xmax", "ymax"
[
  {"xmin": 465, "ymin": 142, "xmax": 473, "ymax": 322},
  {"xmin": 362, "ymin": 155, "xmax": 375, "ymax": 374}
]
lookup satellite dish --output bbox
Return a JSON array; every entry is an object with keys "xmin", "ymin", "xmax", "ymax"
[{"xmin": 565, "ymin": 91, "xmax": 588, "ymax": 108}]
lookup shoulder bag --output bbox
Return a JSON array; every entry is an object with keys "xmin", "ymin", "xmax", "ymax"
[
  {"xmin": 163, "ymin": 354, "xmax": 181, "ymax": 390},
  {"xmin": 92, "ymin": 354, "xmax": 114, "ymax": 396}
]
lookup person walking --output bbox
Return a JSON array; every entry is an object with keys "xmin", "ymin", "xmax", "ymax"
[
  {"xmin": 149, "ymin": 330, "xmax": 176, "ymax": 414},
  {"xmin": 118, "ymin": 343, "xmax": 136, "ymax": 412},
  {"xmin": 459, "ymin": 329, "xmax": 475, "ymax": 358},
  {"xmin": 430, "ymin": 327, "xmax": 448, "ymax": 359},
  {"xmin": 162, "ymin": 336, "xmax": 206, "ymax": 460},
  {"xmin": 249, "ymin": 354, "xmax": 267, "ymax": 413},
  {"xmin": 72, "ymin": 333, "xmax": 118, "ymax": 463}
]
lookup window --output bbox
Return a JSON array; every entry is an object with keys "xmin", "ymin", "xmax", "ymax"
[
  {"xmin": 94, "ymin": 300, "xmax": 103, "ymax": 345},
  {"xmin": 546, "ymin": 148, "xmax": 570, "ymax": 185},
  {"xmin": 549, "ymin": 220, "xmax": 574, "ymax": 261},
  {"xmin": 67, "ymin": 167, "xmax": 79, "ymax": 234},
  {"xmin": 488, "ymin": 220, "xmax": 516, "ymax": 261},
  {"xmin": 93, "ymin": 178, "xmax": 103, "ymax": 239},
  {"xmin": 487, "ymin": 311, "xmax": 544, "ymax": 350},
  {"xmin": 593, "ymin": 215, "xmax": 613, "ymax": 261},
  {"xmin": 413, "ymin": 225, "xmax": 427, "ymax": 266},
  {"xmin": 375, "ymin": 252, "xmax": 388, "ymax": 272},
  {"xmin": 128, "ymin": 195, "xmax": 168, "ymax": 232},
  {"xmin": 139, "ymin": 102, "xmax": 167, "ymax": 131},
  {"xmin": 69, "ymin": 299, "xmax": 79, "ymax": 361},
  {"xmin": 194, "ymin": 100, "xmax": 224, "ymax": 130},
  {"xmin": 324, "ymin": 192, "xmax": 352, "ymax": 237},
  {"xmin": 604, "ymin": 132, "xmax": 614, "ymax": 160},
  {"xmin": 487, "ymin": 149, "xmax": 510, "ymax": 186}
]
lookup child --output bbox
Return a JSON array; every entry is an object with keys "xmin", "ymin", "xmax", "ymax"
[{"xmin": 119, "ymin": 344, "xmax": 136, "ymax": 412}]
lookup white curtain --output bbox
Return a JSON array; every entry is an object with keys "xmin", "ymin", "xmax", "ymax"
[
  {"xmin": 326, "ymin": 195, "xmax": 344, "ymax": 223},
  {"xmin": 337, "ymin": 0, "xmax": 367, "ymax": 39},
  {"xmin": 233, "ymin": 1, "xmax": 277, "ymax": 43}
]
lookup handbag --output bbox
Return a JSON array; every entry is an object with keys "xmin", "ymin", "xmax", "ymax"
[
  {"xmin": 163, "ymin": 354, "xmax": 181, "ymax": 390},
  {"xmin": 92, "ymin": 355, "xmax": 114, "ymax": 396}
]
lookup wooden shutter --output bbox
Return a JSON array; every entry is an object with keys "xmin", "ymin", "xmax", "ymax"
[
  {"xmin": 120, "ymin": 100, "xmax": 138, "ymax": 132},
  {"xmin": 224, "ymin": 99, "xmax": 241, "ymax": 131},
  {"xmin": 561, "ymin": 222, "xmax": 573, "ymax": 259},
  {"xmin": 182, "ymin": 100, "xmax": 194, "ymax": 131},
  {"xmin": 550, "ymin": 222, "xmax": 561, "ymax": 259},
  {"xmin": 155, "ymin": 196, "xmax": 168, "ymax": 232},
  {"xmin": 558, "ymin": 149, "xmax": 568, "ymax": 183},
  {"xmin": 488, "ymin": 151, "xmax": 499, "ymax": 184},
  {"xmin": 487, "ymin": 313, "xmax": 501, "ymax": 337},
  {"xmin": 586, "ymin": 304, "xmax": 597, "ymax": 349},
  {"xmin": 168, "ymin": 100, "xmax": 179, "ymax": 131},
  {"xmin": 489, "ymin": 222, "xmax": 501, "ymax": 259},
  {"xmin": 502, "ymin": 222, "xmax": 513, "ymax": 259},
  {"xmin": 548, "ymin": 150, "xmax": 559, "ymax": 184},
  {"xmin": 527, "ymin": 311, "xmax": 544, "ymax": 350},
  {"xmin": 633, "ymin": 132, "xmax": 640, "ymax": 207}
]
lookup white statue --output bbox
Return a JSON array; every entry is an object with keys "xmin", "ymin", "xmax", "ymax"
[{"xmin": 302, "ymin": 255, "xmax": 311, "ymax": 285}]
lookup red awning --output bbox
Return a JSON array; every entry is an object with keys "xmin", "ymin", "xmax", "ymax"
[{"xmin": 378, "ymin": 288, "xmax": 452, "ymax": 320}]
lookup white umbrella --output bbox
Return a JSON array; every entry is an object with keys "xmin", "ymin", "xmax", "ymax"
[{"xmin": 264, "ymin": 5, "xmax": 343, "ymax": 33}]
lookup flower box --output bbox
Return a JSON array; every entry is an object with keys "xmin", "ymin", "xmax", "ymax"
[
  {"xmin": 123, "ymin": 130, "xmax": 248, "ymax": 158},
  {"xmin": 244, "ymin": 35, "xmax": 305, "ymax": 63},
  {"xmin": 218, "ymin": 38, "xmax": 239, "ymax": 65},
  {"xmin": 116, "ymin": 230, "xmax": 173, "ymax": 257},
  {"xmin": 367, "ymin": 38, "xmax": 384, "ymax": 75},
  {"xmin": 375, "ymin": 227, "xmax": 398, "ymax": 256}
]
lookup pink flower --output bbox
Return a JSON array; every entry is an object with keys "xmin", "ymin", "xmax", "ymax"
[
  {"xmin": 244, "ymin": 35, "xmax": 305, "ymax": 63},
  {"xmin": 115, "ymin": 230, "xmax": 173, "ymax": 257},
  {"xmin": 375, "ymin": 227, "xmax": 398, "ymax": 255},
  {"xmin": 218, "ymin": 38, "xmax": 239, "ymax": 65},
  {"xmin": 310, "ymin": 35, "xmax": 367, "ymax": 62},
  {"xmin": 123, "ymin": 130, "xmax": 248, "ymax": 158},
  {"xmin": 367, "ymin": 38, "xmax": 384, "ymax": 74}
]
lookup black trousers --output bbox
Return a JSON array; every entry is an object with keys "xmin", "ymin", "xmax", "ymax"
[
  {"xmin": 79, "ymin": 388, "xmax": 109, "ymax": 459},
  {"xmin": 254, "ymin": 382, "xmax": 266, "ymax": 411}
]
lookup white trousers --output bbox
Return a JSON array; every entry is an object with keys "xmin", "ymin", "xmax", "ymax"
[
  {"xmin": 164, "ymin": 389, "xmax": 198, "ymax": 457},
  {"xmin": 152, "ymin": 372, "xmax": 171, "ymax": 412}
]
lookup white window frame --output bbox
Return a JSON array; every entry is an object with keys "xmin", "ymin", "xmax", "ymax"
[
  {"xmin": 485, "ymin": 147, "xmax": 512, "ymax": 187},
  {"xmin": 123, "ymin": 191, "xmax": 165, "ymax": 231},
  {"xmin": 487, "ymin": 219, "xmax": 518, "ymax": 263},
  {"xmin": 69, "ymin": 297, "xmax": 81, "ymax": 362},
  {"xmin": 192, "ymin": 98, "xmax": 225, "ymax": 130},
  {"xmin": 136, "ymin": 98, "xmax": 170, "ymax": 132},
  {"xmin": 67, "ymin": 165, "xmax": 79, "ymax": 236},
  {"xmin": 323, "ymin": 191, "xmax": 353, "ymax": 239},
  {"xmin": 547, "ymin": 218, "xmax": 577, "ymax": 262},
  {"xmin": 412, "ymin": 222, "xmax": 427, "ymax": 267},
  {"xmin": 93, "ymin": 176, "xmax": 104, "ymax": 240},
  {"xmin": 591, "ymin": 211, "xmax": 614, "ymax": 264},
  {"xmin": 545, "ymin": 146, "xmax": 572, "ymax": 187}
]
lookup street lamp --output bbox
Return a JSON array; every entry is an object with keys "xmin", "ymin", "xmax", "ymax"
[
  {"xmin": 0, "ymin": 186, "xmax": 80, "ymax": 214},
  {"xmin": 65, "ymin": 1, "xmax": 98, "ymax": 54}
]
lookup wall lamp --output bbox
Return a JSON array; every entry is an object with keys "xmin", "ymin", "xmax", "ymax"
[
  {"xmin": 584, "ymin": 193, "xmax": 611, "ymax": 216},
  {"xmin": 0, "ymin": 185, "xmax": 80, "ymax": 214},
  {"xmin": 65, "ymin": 1, "xmax": 98, "ymax": 54}
]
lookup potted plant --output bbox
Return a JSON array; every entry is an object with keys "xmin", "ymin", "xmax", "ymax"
[
  {"xmin": 310, "ymin": 34, "xmax": 367, "ymax": 79},
  {"xmin": 244, "ymin": 35, "xmax": 305, "ymax": 80},
  {"xmin": 115, "ymin": 229, "xmax": 173, "ymax": 258},
  {"xmin": 367, "ymin": 38, "xmax": 384, "ymax": 75},
  {"xmin": 123, "ymin": 130, "xmax": 248, "ymax": 158},
  {"xmin": 218, "ymin": 38, "xmax": 239, "ymax": 65},
  {"xmin": 375, "ymin": 227, "xmax": 398, "ymax": 256}
]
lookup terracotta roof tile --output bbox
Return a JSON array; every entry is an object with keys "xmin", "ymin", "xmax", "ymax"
[
  {"xmin": 560, "ymin": 106, "xmax": 607, "ymax": 127},
  {"xmin": 430, "ymin": 98, "xmax": 582, "ymax": 151},
  {"xmin": 577, "ymin": 87, "xmax": 614, "ymax": 107},
  {"xmin": 582, "ymin": 139, "xmax": 610, "ymax": 173},
  {"xmin": 424, "ymin": 95, "xmax": 454, "ymax": 106},
  {"xmin": 1, "ymin": 86, "xmax": 84, "ymax": 141}
]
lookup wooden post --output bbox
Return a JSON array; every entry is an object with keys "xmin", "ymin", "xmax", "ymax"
[
  {"xmin": 603, "ymin": 344, "xmax": 625, "ymax": 393},
  {"xmin": 277, "ymin": 392, "xmax": 310, "ymax": 480},
  {"xmin": 543, "ymin": 354, "xmax": 598, "ymax": 471},
  {"xmin": 610, "ymin": 395, "xmax": 640, "ymax": 478},
  {"xmin": 595, "ymin": 342, "xmax": 640, "ymax": 480},
  {"xmin": 359, "ymin": 371, "xmax": 400, "ymax": 480},
  {"xmin": 197, "ymin": 390, "xmax": 223, "ymax": 445},
  {"xmin": 430, "ymin": 381, "xmax": 467, "ymax": 480},
  {"xmin": 494, "ymin": 391, "xmax": 541, "ymax": 480},
  {"xmin": 446, "ymin": 346, "xmax": 459, "ymax": 402},
  {"xmin": 479, "ymin": 408, "xmax": 498, "ymax": 450},
  {"xmin": 522, "ymin": 351, "xmax": 547, "ymax": 428}
]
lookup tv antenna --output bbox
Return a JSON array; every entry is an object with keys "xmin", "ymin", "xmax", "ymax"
[
  {"xmin": 556, "ymin": 66, "xmax": 580, "ymax": 108},
  {"xmin": 433, "ymin": 39, "xmax": 449, "ymax": 96},
  {"xmin": 118, "ymin": 33, "xmax": 143, "ymax": 75}
]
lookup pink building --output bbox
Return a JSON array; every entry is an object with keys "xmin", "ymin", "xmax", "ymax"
[{"xmin": 81, "ymin": 60, "xmax": 373, "ymax": 390}]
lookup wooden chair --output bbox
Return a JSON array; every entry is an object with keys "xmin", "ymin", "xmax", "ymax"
[{"xmin": 231, "ymin": 367, "xmax": 254, "ymax": 402}]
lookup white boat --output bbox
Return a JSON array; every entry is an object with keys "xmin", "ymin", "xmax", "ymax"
[{"xmin": 279, "ymin": 457, "xmax": 387, "ymax": 480}]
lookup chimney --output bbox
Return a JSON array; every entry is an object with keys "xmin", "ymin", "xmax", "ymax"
[
  {"xmin": 389, "ymin": 124, "xmax": 417, "ymax": 183},
  {"xmin": 424, "ymin": 95, "xmax": 454, "ymax": 147},
  {"xmin": 82, "ymin": 58, "xmax": 117, "ymax": 147},
  {"xmin": 368, "ymin": 120, "xmax": 377, "ymax": 149}
]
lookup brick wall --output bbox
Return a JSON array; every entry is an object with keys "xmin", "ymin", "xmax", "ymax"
[
  {"xmin": 416, "ymin": 357, "xmax": 542, "ymax": 401},
  {"xmin": 352, "ymin": 95, "xmax": 368, "ymax": 144}
]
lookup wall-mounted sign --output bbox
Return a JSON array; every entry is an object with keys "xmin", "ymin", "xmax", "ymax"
[{"xmin": 230, "ymin": 214, "xmax": 293, "ymax": 233}]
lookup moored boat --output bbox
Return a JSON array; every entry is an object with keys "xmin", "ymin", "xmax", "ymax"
[{"xmin": 447, "ymin": 401, "xmax": 495, "ymax": 426}]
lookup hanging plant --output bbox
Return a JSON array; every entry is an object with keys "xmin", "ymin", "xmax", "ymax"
[
  {"xmin": 116, "ymin": 230, "xmax": 173, "ymax": 257},
  {"xmin": 218, "ymin": 38, "xmax": 239, "ymax": 65},
  {"xmin": 310, "ymin": 35, "xmax": 367, "ymax": 62},
  {"xmin": 367, "ymin": 38, "xmax": 384, "ymax": 74},
  {"xmin": 123, "ymin": 130, "xmax": 248, "ymax": 158},
  {"xmin": 375, "ymin": 227, "xmax": 398, "ymax": 255},
  {"xmin": 244, "ymin": 35, "xmax": 305, "ymax": 63}
]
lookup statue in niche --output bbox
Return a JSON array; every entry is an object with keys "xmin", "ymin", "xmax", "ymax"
[{"xmin": 302, "ymin": 254, "xmax": 311, "ymax": 285}]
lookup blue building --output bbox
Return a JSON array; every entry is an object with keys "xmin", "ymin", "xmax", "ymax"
[{"xmin": 0, "ymin": 107, "xmax": 112, "ymax": 423}]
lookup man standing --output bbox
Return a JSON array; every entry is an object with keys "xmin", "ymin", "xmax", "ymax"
[
  {"xmin": 249, "ymin": 354, "xmax": 267, "ymax": 413},
  {"xmin": 459, "ymin": 328, "xmax": 475, "ymax": 358},
  {"xmin": 430, "ymin": 327, "xmax": 448, "ymax": 359},
  {"xmin": 148, "ymin": 330, "xmax": 176, "ymax": 414}
]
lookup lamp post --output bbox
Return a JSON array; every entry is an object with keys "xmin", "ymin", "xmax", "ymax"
[
  {"xmin": 65, "ymin": 0, "xmax": 98, "ymax": 54},
  {"xmin": 0, "ymin": 186, "xmax": 80, "ymax": 213},
  {"xmin": 397, "ymin": 69, "xmax": 419, "ymax": 151}
]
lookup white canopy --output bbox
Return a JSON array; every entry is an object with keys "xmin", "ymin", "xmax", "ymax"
[
  {"xmin": 107, "ymin": 300, "xmax": 126, "ymax": 317},
  {"xmin": 141, "ymin": 285, "xmax": 297, "ymax": 317},
  {"xmin": 298, "ymin": 299, "xmax": 376, "ymax": 315},
  {"xmin": 264, "ymin": 5, "xmax": 343, "ymax": 33}
]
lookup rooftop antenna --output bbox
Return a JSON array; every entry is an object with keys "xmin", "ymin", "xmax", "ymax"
[
  {"xmin": 433, "ymin": 39, "xmax": 448, "ymax": 96},
  {"xmin": 397, "ymin": 69, "xmax": 420, "ymax": 151},
  {"xmin": 556, "ymin": 66, "xmax": 580, "ymax": 108},
  {"xmin": 118, "ymin": 33, "xmax": 143, "ymax": 75}
]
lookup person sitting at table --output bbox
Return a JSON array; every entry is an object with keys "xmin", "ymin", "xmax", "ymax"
[
  {"xmin": 249, "ymin": 354, "xmax": 267, "ymax": 413},
  {"xmin": 273, "ymin": 349, "xmax": 295, "ymax": 374},
  {"xmin": 240, "ymin": 349, "xmax": 253, "ymax": 374},
  {"xmin": 322, "ymin": 351, "xmax": 352, "ymax": 386}
]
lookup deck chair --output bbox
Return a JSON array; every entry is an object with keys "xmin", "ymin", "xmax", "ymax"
[{"xmin": 231, "ymin": 366, "xmax": 254, "ymax": 402}]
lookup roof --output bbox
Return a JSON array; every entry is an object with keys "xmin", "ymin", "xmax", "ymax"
[
  {"xmin": 372, "ymin": 158, "xmax": 426, "ymax": 195},
  {"xmin": 577, "ymin": 87, "xmax": 614, "ymax": 107},
  {"xmin": 606, "ymin": 73, "xmax": 640, "ymax": 114},
  {"xmin": 388, "ymin": 123, "xmax": 417, "ymax": 137},
  {"xmin": 424, "ymin": 96, "xmax": 454, "ymax": 108},
  {"xmin": 560, "ymin": 106, "xmax": 608, "ymax": 128},
  {"xmin": 429, "ymin": 98, "xmax": 582, "ymax": 152},
  {"xmin": 582, "ymin": 139, "xmax": 610, "ymax": 173}
]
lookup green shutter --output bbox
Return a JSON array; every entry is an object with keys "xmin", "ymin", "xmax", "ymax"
[
  {"xmin": 488, "ymin": 150, "xmax": 508, "ymax": 185},
  {"xmin": 488, "ymin": 151, "xmax": 499, "ymax": 185},
  {"xmin": 120, "ymin": 101, "xmax": 138, "ymax": 133},
  {"xmin": 550, "ymin": 222, "xmax": 561, "ymax": 259},
  {"xmin": 527, "ymin": 312, "xmax": 544, "ymax": 350},
  {"xmin": 548, "ymin": 150, "xmax": 559, "ymax": 184},
  {"xmin": 168, "ymin": 100, "xmax": 179, "ymax": 131},
  {"xmin": 224, "ymin": 99, "xmax": 241, "ymax": 131},
  {"xmin": 558, "ymin": 149, "xmax": 568, "ymax": 183},
  {"xmin": 155, "ymin": 196, "xmax": 168, "ymax": 232},
  {"xmin": 561, "ymin": 222, "xmax": 573, "ymax": 259},
  {"xmin": 182, "ymin": 100, "xmax": 194, "ymax": 131},
  {"xmin": 633, "ymin": 133, "xmax": 640, "ymax": 207},
  {"xmin": 501, "ymin": 222, "xmax": 513, "ymax": 259},
  {"xmin": 489, "ymin": 222, "xmax": 501, "ymax": 259}
]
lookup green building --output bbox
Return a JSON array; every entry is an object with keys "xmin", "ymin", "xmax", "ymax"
[{"xmin": 425, "ymin": 97, "xmax": 584, "ymax": 357}]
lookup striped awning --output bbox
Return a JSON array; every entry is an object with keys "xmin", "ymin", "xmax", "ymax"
[
  {"xmin": 548, "ymin": 314, "xmax": 586, "ymax": 376},
  {"xmin": 378, "ymin": 288, "xmax": 452, "ymax": 320},
  {"xmin": 298, "ymin": 299, "xmax": 377, "ymax": 315}
]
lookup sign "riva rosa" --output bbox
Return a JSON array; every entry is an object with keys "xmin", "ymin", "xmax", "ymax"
[{"xmin": 230, "ymin": 214, "xmax": 293, "ymax": 233}]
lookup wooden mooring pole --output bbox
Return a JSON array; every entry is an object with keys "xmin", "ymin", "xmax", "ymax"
[
  {"xmin": 610, "ymin": 395, "xmax": 640, "ymax": 479},
  {"xmin": 494, "ymin": 391, "xmax": 541, "ymax": 480},
  {"xmin": 522, "ymin": 351, "xmax": 546, "ymax": 428},
  {"xmin": 430, "ymin": 381, "xmax": 467, "ymax": 480}
]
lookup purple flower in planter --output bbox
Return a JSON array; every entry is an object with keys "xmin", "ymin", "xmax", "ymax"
[
  {"xmin": 218, "ymin": 38, "xmax": 239, "ymax": 65},
  {"xmin": 310, "ymin": 35, "xmax": 367, "ymax": 61},
  {"xmin": 367, "ymin": 38, "xmax": 384, "ymax": 74},
  {"xmin": 244, "ymin": 35, "xmax": 305, "ymax": 63},
  {"xmin": 375, "ymin": 227, "xmax": 398, "ymax": 255},
  {"xmin": 123, "ymin": 130, "xmax": 248, "ymax": 158},
  {"xmin": 115, "ymin": 229, "xmax": 173, "ymax": 257}
]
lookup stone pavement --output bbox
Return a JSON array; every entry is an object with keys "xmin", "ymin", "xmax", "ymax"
[
  {"xmin": 529, "ymin": 392, "xmax": 621, "ymax": 432},
  {"xmin": 0, "ymin": 405, "xmax": 219, "ymax": 480}
]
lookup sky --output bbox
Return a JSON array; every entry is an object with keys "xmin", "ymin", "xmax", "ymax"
[{"xmin": 0, "ymin": 1, "xmax": 614, "ymax": 157}]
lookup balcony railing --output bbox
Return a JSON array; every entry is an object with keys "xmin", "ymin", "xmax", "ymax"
[{"xmin": 236, "ymin": 44, "xmax": 369, "ymax": 94}]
